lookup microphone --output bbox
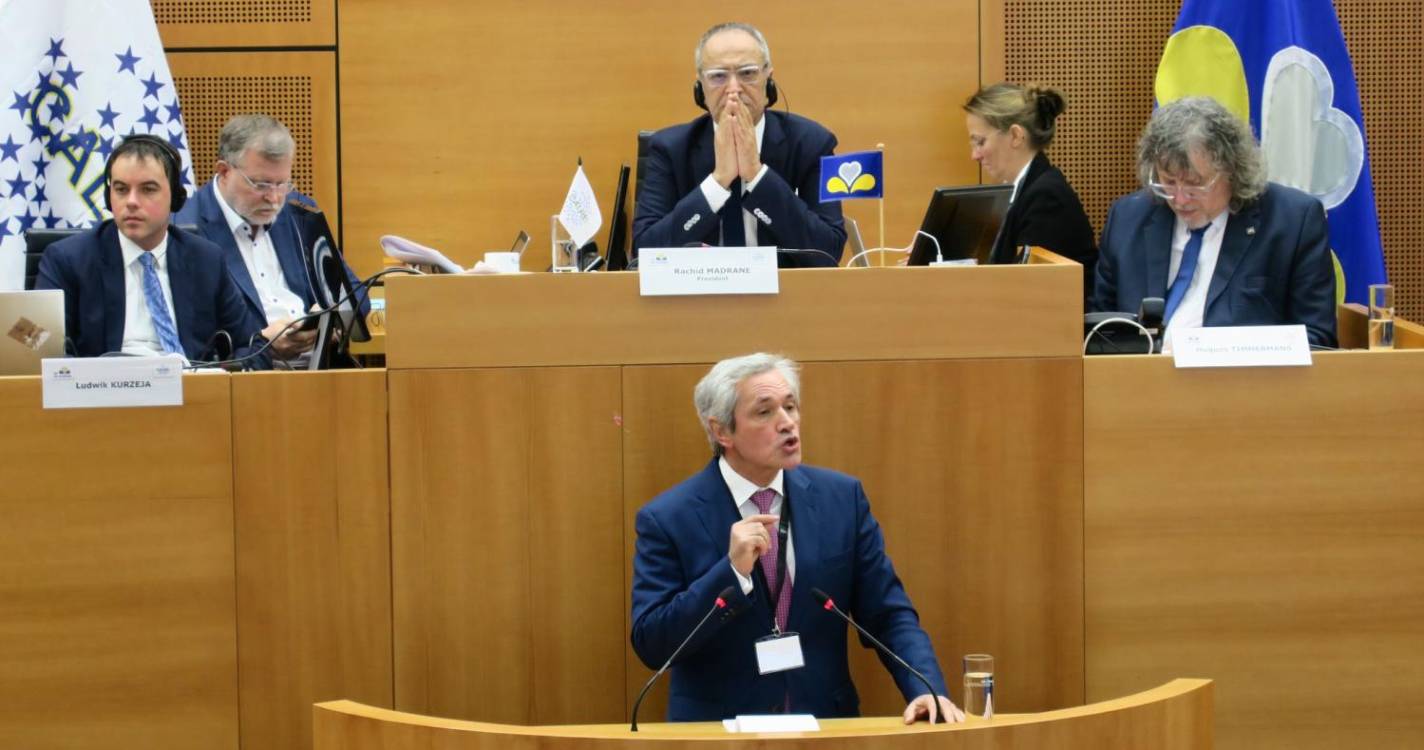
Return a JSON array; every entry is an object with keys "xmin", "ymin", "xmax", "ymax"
[
  {"xmin": 630, "ymin": 586, "xmax": 738, "ymax": 732},
  {"xmin": 810, "ymin": 588, "xmax": 946, "ymax": 724}
]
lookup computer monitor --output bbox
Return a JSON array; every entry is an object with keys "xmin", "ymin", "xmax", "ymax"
[
  {"xmin": 294, "ymin": 207, "xmax": 369, "ymax": 370},
  {"xmin": 605, "ymin": 163, "xmax": 632, "ymax": 271},
  {"xmin": 907, "ymin": 184, "xmax": 1013, "ymax": 266}
]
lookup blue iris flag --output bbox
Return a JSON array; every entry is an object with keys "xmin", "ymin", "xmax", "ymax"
[{"xmin": 819, "ymin": 150, "xmax": 883, "ymax": 203}]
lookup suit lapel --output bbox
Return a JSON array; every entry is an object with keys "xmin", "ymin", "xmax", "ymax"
[
  {"xmin": 201, "ymin": 185, "xmax": 263, "ymax": 315},
  {"xmin": 1143, "ymin": 202, "xmax": 1176, "ymax": 299},
  {"xmin": 270, "ymin": 212, "xmax": 315, "ymax": 308},
  {"xmin": 691, "ymin": 459, "xmax": 740, "ymax": 559},
  {"xmin": 691, "ymin": 117, "xmax": 715, "ymax": 192},
  {"xmin": 166, "ymin": 230, "xmax": 192, "ymax": 341},
  {"xmin": 783, "ymin": 467, "xmax": 818, "ymax": 634},
  {"xmin": 761, "ymin": 111, "xmax": 788, "ymax": 177},
  {"xmin": 1205, "ymin": 201, "xmax": 1262, "ymax": 314},
  {"xmin": 99, "ymin": 223, "xmax": 126, "ymax": 354}
]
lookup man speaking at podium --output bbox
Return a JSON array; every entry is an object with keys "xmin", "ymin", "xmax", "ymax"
[
  {"xmin": 631, "ymin": 23, "xmax": 846, "ymax": 266},
  {"xmin": 631, "ymin": 353, "xmax": 960, "ymax": 723}
]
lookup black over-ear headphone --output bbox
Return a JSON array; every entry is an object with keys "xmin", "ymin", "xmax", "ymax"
[
  {"xmin": 104, "ymin": 133, "xmax": 186, "ymax": 213},
  {"xmin": 693, "ymin": 76, "xmax": 779, "ymax": 112}
]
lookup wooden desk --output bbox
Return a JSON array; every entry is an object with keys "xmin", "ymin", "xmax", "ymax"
[
  {"xmin": 1085, "ymin": 351, "xmax": 1424, "ymax": 749},
  {"xmin": 383, "ymin": 263, "xmax": 1086, "ymax": 726},
  {"xmin": 314, "ymin": 679, "xmax": 1211, "ymax": 749}
]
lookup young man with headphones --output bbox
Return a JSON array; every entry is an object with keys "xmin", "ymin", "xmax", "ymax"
[
  {"xmin": 35, "ymin": 134, "xmax": 269, "ymax": 367},
  {"xmin": 631, "ymin": 22, "xmax": 847, "ymax": 266}
]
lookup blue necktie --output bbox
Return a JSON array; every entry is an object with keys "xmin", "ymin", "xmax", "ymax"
[
  {"xmin": 723, "ymin": 179, "xmax": 746, "ymax": 246},
  {"xmin": 138, "ymin": 252, "xmax": 184, "ymax": 356},
  {"xmin": 1164, "ymin": 225, "xmax": 1210, "ymax": 325}
]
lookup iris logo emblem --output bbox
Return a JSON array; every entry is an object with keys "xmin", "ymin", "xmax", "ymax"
[{"xmin": 824, "ymin": 160, "xmax": 877, "ymax": 196}]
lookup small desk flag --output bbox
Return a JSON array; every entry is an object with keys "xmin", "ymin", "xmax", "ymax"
[
  {"xmin": 558, "ymin": 163, "xmax": 602, "ymax": 248},
  {"xmin": 819, "ymin": 150, "xmax": 883, "ymax": 202}
]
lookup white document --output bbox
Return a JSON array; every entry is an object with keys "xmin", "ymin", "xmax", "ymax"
[
  {"xmin": 1170, "ymin": 325, "xmax": 1312, "ymax": 368},
  {"xmin": 42, "ymin": 356, "xmax": 185, "ymax": 409},
  {"xmin": 724, "ymin": 714, "xmax": 820, "ymax": 733},
  {"xmin": 638, "ymin": 247, "xmax": 779, "ymax": 296}
]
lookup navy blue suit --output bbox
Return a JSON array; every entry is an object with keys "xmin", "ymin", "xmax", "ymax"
[
  {"xmin": 1091, "ymin": 183, "xmax": 1337, "ymax": 347},
  {"xmin": 631, "ymin": 460, "xmax": 947, "ymax": 721},
  {"xmin": 35, "ymin": 220, "xmax": 270, "ymax": 366},
  {"xmin": 632, "ymin": 110, "xmax": 846, "ymax": 266},
  {"xmin": 174, "ymin": 181, "xmax": 368, "ymax": 326}
]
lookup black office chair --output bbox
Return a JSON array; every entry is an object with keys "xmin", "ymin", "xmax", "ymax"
[
  {"xmin": 23, "ymin": 228, "xmax": 82, "ymax": 290},
  {"xmin": 629, "ymin": 130, "xmax": 655, "ymax": 267}
]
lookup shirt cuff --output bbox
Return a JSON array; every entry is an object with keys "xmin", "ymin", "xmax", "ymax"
[
  {"xmin": 700, "ymin": 175, "xmax": 731, "ymax": 213},
  {"xmin": 744, "ymin": 164, "xmax": 770, "ymax": 192},
  {"xmin": 731, "ymin": 560, "xmax": 755, "ymax": 595}
]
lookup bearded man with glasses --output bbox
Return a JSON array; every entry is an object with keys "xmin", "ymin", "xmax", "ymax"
[
  {"xmin": 177, "ymin": 114, "xmax": 368, "ymax": 365},
  {"xmin": 631, "ymin": 22, "xmax": 847, "ymax": 266},
  {"xmin": 1091, "ymin": 96, "xmax": 1337, "ymax": 348}
]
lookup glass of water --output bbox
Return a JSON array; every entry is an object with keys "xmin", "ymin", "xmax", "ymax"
[
  {"xmin": 550, "ymin": 214, "xmax": 579, "ymax": 273},
  {"xmin": 1369, "ymin": 283, "xmax": 1395, "ymax": 350},
  {"xmin": 963, "ymin": 653, "xmax": 994, "ymax": 720}
]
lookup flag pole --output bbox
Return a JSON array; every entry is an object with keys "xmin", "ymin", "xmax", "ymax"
[{"xmin": 876, "ymin": 143, "xmax": 886, "ymax": 266}]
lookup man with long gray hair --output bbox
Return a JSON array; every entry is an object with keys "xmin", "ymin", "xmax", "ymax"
[
  {"xmin": 176, "ymin": 114, "xmax": 366, "ymax": 364},
  {"xmin": 1092, "ymin": 96, "xmax": 1337, "ymax": 347},
  {"xmin": 631, "ymin": 353, "xmax": 961, "ymax": 724}
]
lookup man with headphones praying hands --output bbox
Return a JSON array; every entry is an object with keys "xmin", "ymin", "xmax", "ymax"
[
  {"xmin": 35, "ymin": 134, "xmax": 269, "ymax": 367},
  {"xmin": 631, "ymin": 22, "xmax": 847, "ymax": 265}
]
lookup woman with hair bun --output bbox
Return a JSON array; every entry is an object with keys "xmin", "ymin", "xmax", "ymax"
[{"xmin": 964, "ymin": 83, "xmax": 1097, "ymax": 298}]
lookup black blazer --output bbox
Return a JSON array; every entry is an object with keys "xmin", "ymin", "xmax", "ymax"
[{"xmin": 991, "ymin": 153, "xmax": 1097, "ymax": 299}]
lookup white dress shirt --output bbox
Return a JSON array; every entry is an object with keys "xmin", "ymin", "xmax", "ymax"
[
  {"xmin": 1165, "ymin": 209, "xmax": 1231, "ymax": 337},
  {"xmin": 1008, "ymin": 158, "xmax": 1033, "ymax": 204},
  {"xmin": 720, "ymin": 456, "xmax": 795, "ymax": 595},
  {"xmin": 698, "ymin": 117, "xmax": 769, "ymax": 246},
  {"xmin": 117, "ymin": 230, "xmax": 176, "ymax": 357},
  {"xmin": 211, "ymin": 181, "xmax": 305, "ymax": 325}
]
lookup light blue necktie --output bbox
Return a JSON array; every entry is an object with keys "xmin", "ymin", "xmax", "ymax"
[
  {"xmin": 1164, "ymin": 224, "xmax": 1210, "ymax": 325},
  {"xmin": 138, "ymin": 252, "xmax": 184, "ymax": 356}
]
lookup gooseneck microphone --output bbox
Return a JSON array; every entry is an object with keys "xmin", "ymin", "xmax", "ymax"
[
  {"xmin": 630, "ymin": 586, "xmax": 738, "ymax": 732},
  {"xmin": 810, "ymin": 588, "xmax": 946, "ymax": 724}
]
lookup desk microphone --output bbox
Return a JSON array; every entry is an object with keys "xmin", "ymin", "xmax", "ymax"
[
  {"xmin": 630, "ymin": 586, "xmax": 738, "ymax": 732},
  {"xmin": 810, "ymin": 588, "xmax": 946, "ymax": 724}
]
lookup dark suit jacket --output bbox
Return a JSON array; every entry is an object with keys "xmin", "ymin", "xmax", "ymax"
[
  {"xmin": 1091, "ymin": 183, "xmax": 1337, "ymax": 347},
  {"xmin": 35, "ymin": 220, "xmax": 270, "ymax": 366},
  {"xmin": 992, "ymin": 153, "xmax": 1097, "ymax": 300},
  {"xmin": 174, "ymin": 181, "xmax": 368, "ymax": 325},
  {"xmin": 631, "ymin": 459, "xmax": 947, "ymax": 721},
  {"xmin": 632, "ymin": 110, "xmax": 846, "ymax": 266}
]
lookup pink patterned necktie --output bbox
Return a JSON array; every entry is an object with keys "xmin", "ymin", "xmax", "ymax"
[{"xmin": 750, "ymin": 488, "xmax": 792, "ymax": 631}]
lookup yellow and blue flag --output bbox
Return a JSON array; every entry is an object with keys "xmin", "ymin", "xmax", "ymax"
[
  {"xmin": 1156, "ymin": 0, "xmax": 1387, "ymax": 304},
  {"xmin": 819, "ymin": 150, "xmax": 882, "ymax": 202}
]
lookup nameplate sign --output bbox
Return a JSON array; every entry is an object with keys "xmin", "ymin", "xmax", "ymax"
[
  {"xmin": 638, "ymin": 246, "xmax": 778, "ymax": 296},
  {"xmin": 723, "ymin": 714, "xmax": 820, "ymax": 733},
  {"xmin": 1171, "ymin": 325, "xmax": 1312, "ymax": 368},
  {"xmin": 42, "ymin": 356, "xmax": 185, "ymax": 409}
]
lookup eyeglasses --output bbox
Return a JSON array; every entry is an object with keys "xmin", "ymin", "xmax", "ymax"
[
  {"xmin": 227, "ymin": 164, "xmax": 294, "ymax": 195},
  {"xmin": 700, "ymin": 64, "xmax": 765, "ymax": 89},
  {"xmin": 1148, "ymin": 170, "xmax": 1220, "ymax": 201}
]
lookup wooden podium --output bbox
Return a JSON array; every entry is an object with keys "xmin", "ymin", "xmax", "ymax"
[
  {"xmin": 313, "ymin": 679, "xmax": 1212, "ymax": 749},
  {"xmin": 380, "ymin": 260, "xmax": 1087, "ymax": 726}
]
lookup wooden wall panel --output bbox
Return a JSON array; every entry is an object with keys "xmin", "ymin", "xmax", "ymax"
[
  {"xmin": 231, "ymin": 371, "xmax": 393, "ymax": 750},
  {"xmin": 1085, "ymin": 352, "xmax": 1424, "ymax": 749},
  {"xmin": 620, "ymin": 359, "xmax": 1084, "ymax": 721},
  {"xmin": 388, "ymin": 367, "xmax": 625, "ymax": 725},
  {"xmin": 0, "ymin": 376, "xmax": 238, "ymax": 749},
  {"xmin": 339, "ymin": 0, "xmax": 983, "ymax": 275},
  {"xmin": 168, "ymin": 51, "xmax": 340, "ymax": 237},
  {"xmin": 154, "ymin": 0, "xmax": 336, "ymax": 48},
  {"xmin": 1001, "ymin": 0, "xmax": 1424, "ymax": 322}
]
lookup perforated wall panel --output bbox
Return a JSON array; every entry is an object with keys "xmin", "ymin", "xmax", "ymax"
[
  {"xmin": 170, "ymin": 75, "xmax": 316, "ymax": 194},
  {"xmin": 1004, "ymin": 0, "xmax": 1423, "ymax": 321},
  {"xmin": 152, "ymin": 0, "xmax": 312, "ymax": 25}
]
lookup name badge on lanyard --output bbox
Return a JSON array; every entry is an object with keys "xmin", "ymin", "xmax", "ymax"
[{"xmin": 753, "ymin": 496, "xmax": 803, "ymax": 675}]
